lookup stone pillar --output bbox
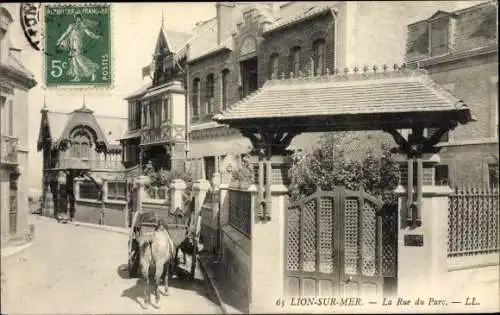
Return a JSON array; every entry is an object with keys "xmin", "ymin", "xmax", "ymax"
[
  {"xmin": 133, "ymin": 175, "xmax": 151, "ymax": 214},
  {"xmin": 395, "ymin": 153, "xmax": 452, "ymax": 297},
  {"xmin": 211, "ymin": 172, "xmax": 221, "ymax": 221},
  {"xmin": 169, "ymin": 179, "xmax": 187, "ymax": 214},
  {"xmin": 193, "ymin": 179, "xmax": 211, "ymax": 218},
  {"xmin": 171, "ymin": 142, "xmax": 186, "ymax": 174},
  {"xmin": 248, "ymin": 154, "xmax": 291, "ymax": 313}
]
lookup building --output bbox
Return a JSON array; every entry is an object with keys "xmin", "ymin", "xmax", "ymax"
[
  {"xmin": 37, "ymin": 100, "xmax": 129, "ymax": 226},
  {"xmin": 0, "ymin": 5, "xmax": 37, "ymax": 245},
  {"xmin": 405, "ymin": 1, "xmax": 498, "ymax": 187},
  {"xmin": 123, "ymin": 1, "xmax": 483, "ymax": 181},
  {"xmin": 121, "ymin": 21, "xmax": 191, "ymax": 175}
]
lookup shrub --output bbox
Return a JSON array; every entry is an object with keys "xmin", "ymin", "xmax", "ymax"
[{"xmin": 289, "ymin": 131, "xmax": 400, "ymax": 203}]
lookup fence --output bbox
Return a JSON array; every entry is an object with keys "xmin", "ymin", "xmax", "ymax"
[
  {"xmin": 448, "ymin": 186, "xmax": 499, "ymax": 257},
  {"xmin": 228, "ymin": 189, "xmax": 252, "ymax": 238}
]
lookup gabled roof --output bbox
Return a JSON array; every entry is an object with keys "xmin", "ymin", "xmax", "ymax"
[
  {"xmin": 0, "ymin": 52, "xmax": 37, "ymax": 89},
  {"xmin": 154, "ymin": 27, "xmax": 191, "ymax": 56},
  {"xmin": 38, "ymin": 106, "xmax": 127, "ymax": 151},
  {"xmin": 428, "ymin": 10, "xmax": 457, "ymax": 21},
  {"xmin": 263, "ymin": 5, "xmax": 334, "ymax": 35},
  {"xmin": 213, "ymin": 68, "xmax": 473, "ymax": 132}
]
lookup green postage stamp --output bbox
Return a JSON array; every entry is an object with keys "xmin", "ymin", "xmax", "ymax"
[{"xmin": 44, "ymin": 4, "xmax": 111, "ymax": 87}]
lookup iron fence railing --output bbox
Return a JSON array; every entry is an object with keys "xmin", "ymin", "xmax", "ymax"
[{"xmin": 448, "ymin": 186, "xmax": 499, "ymax": 257}]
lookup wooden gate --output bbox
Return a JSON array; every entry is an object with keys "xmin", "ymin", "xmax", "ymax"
[{"xmin": 285, "ymin": 186, "xmax": 386, "ymax": 298}]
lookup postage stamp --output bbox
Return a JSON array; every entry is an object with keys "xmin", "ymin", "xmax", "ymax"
[{"xmin": 44, "ymin": 4, "xmax": 111, "ymax": 87}]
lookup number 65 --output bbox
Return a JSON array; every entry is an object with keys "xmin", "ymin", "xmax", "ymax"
[{"xmin": 50, "ymin": 60, "xmax": 67, "ymax": 78}]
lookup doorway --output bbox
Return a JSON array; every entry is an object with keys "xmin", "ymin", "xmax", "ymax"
[{"xmin": 240, "ymin": 57, "xmax": 258, "ymax": 99}]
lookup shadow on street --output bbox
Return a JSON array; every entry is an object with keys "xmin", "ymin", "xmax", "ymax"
[{"xmin": 118, "ymin": 264, "xmax": 219, "ymax": 308}]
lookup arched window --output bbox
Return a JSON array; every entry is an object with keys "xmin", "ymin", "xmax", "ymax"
[
  {"xmin": 289, "ymin": 46, "xmax": 301, "ymax": 75},
  {"xmin": 206, "ymin": 74, "xmax": 215, "ymax": 114},
  {"xmin": 221, "ymin": 69, "xmax": 230, "ymax": 110},
  {"xmin": 313, "ymin": 39, "xmax": 326, "ymax": 75},
  {"xmin": 269, "ymin": 53, "xmax": 279, "ymax": 79},
  {"xmin": 192, "ymin": 78, "xmax": 200, "ymax": 117},
  {"xmin": 71, "ymin": 131, "xmax": 91, "ymax": 159}
]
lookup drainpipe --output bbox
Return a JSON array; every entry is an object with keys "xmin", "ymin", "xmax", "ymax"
[{"xmin": 185, "ymin": 43, "xmax": 191, "ymax": 173}]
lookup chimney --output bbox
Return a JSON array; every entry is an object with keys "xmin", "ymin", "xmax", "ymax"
[{"xmin": 216, "ymin": 2, "xmax": 235, "ymax": 45}]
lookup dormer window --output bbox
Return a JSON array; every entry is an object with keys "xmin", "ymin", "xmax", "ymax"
[{"xmin": 430, "ymin": 18, "xmax": 449, "ymax": 57}]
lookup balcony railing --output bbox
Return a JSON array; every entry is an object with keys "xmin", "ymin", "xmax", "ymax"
[
  {"xmin": 57, "ymin": 158, "xmax": 124, "ymax": 170},
  {"xmin": 1, "ymin": 135, "xmax": 18, "ymax": 165},
  {"xmin": 141, "ymin": 124, "xmax": 171, "ymax": 145}
]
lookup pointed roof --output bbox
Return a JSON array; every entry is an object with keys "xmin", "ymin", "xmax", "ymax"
[{"xmin": 153, "ymin": 21, "xmax": 191, "ymax": 56}]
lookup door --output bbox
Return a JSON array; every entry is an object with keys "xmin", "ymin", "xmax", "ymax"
[
  {"xmin": 285, "ymin": 186, "xmax": 384, "ymax": 298},
  {"xmin": 9, "ymin": 177, "xmax": 18, "ymax": 235}
]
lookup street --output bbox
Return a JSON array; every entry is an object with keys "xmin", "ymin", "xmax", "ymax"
[{"xmin": 1, "ymin": 215, "xmax": 222, "ymax": 314}]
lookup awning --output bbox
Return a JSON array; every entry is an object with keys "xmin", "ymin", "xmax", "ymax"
[
  {"xmin": 118, "ymin": 129, "xmax": 141, "ymax": 141},
  {"xmin": 188, "ymin": 137, "xmax": 252, "ymax": 159}
]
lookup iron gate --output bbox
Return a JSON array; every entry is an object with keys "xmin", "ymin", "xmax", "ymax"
[{"xmin": 285, "ymin": 186, "xmax": 388, "ymax": 298}]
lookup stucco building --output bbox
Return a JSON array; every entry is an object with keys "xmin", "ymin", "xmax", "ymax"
[
  {"xmin": 405, "ymin": 1, "xmax": 498, "ymax": 187},
  {"xmin": 0, "ymin": 5, "xmax": 37, "ymax": 245},
  {"xmin": 37, "ymin": 100, "xmax": 129, "ymax": 225}
]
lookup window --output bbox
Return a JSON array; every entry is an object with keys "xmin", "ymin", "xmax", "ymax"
[
  {"xmin": 134, "ymin": 102, "xmax": 141, "ymax": 129},
  {"xmin": 492, "ymin": 76, "xmax": 498, "ymax": 139},
  {"xmin": 289, "ymin": 46, "xmax": 301, "ymax": 75},
  {"xmin": 142, "ymin": 105, "xmax": 147, "ymax": 127},
  {"xmin": 430, "ymin": 18, "xmax": 449, "ymax": 56},
  {"xmin": 192, "ymin": 78, "xmax": 200, "ymax": 117},
  {"xmin": 269, "ymin": 53, "xmax": 279, "ymax": 79},
  {"xmin": 313, "ymin": 39, "xmax": 326, "ymax": 75},
  {"xmin": 435, "ymin": 164, "xmax": 449, "ymax": 186},
  {"xmin": 8, "ymin": 100, "xmax": 13, "ymax": 136},
  {"xmin": 221, "ymin": 69, "xmax": 229, "ymax": 110},
  {"xmin": 204, "ymin": 156, "xmax": 216, "ymax": 181},
  {"xmin": 426, "ymin": 127, "xmax": 449, "ymax": 143},
  {"xmin": 107, "ymin": 181, "xmax": 127, "ymax": 201},
  {"xmin": 489, "ymin": 164, "xmax": 499, "ymax": 188},
  {"xmin": 162, "ymin": 97, "xmax": 170, "ymax": 122},
  {"xmin": 206, "ymin": 74, "xmax": 215, "ymax": 114},
  {"xmin": 240, "ymin": 57, "xmax": 258, "ymax": 98},
  {"xmin": 155, "ymin": 99, "xmax": 161, "ymax": 127},
  {"xmin": 79, "ymin": 181, "xmax": 99, "ymax": 200}
]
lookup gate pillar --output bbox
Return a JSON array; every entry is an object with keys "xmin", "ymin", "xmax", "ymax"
[
  {"xmin": 248, "ymin": 154, "xmax": 291, "ymax": 313},
  {"xmin": 169, "ymin": 179, "xmax": 187, "ymax": 214},
  {"xmin": 394, "ymin": 153, "xmax": 453, "ymax": 297}
]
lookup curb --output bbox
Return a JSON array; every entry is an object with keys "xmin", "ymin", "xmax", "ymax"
[
  {"xmin": 1, "ymin": 242, "xmax": 34, "ymax": 259},
  {"xmin": 198, "ymin": 256, "xmax": 245, "ymax": 314},
  {"xmin": 33, "ymin": 215, "xmax": 129, "ymax": 235},
  {"xmin": 197, "ymin": 256, "xmax": 230, "ymax": 315}
]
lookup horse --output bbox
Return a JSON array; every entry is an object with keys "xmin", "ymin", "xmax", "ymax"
[{"xmin": 138, "ymin": 220, "xmax": 175, "ymax": 307}]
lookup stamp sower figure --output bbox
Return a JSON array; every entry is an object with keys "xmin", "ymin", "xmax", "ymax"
[{"xmin": 56, "ymin": 13, "xmax": 101, "ymax": 82}]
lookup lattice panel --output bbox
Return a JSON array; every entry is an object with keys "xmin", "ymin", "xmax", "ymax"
[
  {"xmin": 302, "ymin": 199, "xmax": 317, "ymax": 272},
  {"xmin": 287, "ymin": 207, "xmax": 301, "ymax": 271},
  {"xmin": 360, "ymin": 201, "xmax": 377, "ymax": 276},
  {"xmin": 229, "ymin": 190, "xmax": 252, "ymax": 237},
  {"xmin": 344, "ymin": 198, "xmax": 359, "ymax": 275},
  {"xmin": 448, "ymin": 187, "xmax": 499, "ymax": 257},
  {"xmin": 319, "ymin": 197, "xmax": 334, "ymax": 273},
  {"xmin": 382, "ymin": 206, "xmax": 398, "ymax": 277}
]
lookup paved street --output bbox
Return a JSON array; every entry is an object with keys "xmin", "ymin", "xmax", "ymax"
[{"xmin": 1, "ymin": 215, "xmax": 222, "ymax": 314}]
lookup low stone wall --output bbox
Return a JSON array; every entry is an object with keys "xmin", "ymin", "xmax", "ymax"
[
  {"xmin": 73, "ymin": 200, "xmax": 126, "ymax": 227},
  {"xmin": 221, "ymin": 225, "xmax": 250, "ymax": 307}
]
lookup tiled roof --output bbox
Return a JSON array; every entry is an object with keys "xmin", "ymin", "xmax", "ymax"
[
  {"xmin": 214, "ymin": 68, "xmax": 473, "ymax": 131},
  {"xmin": 264, "ymin": 5, "xmax": 333, "ymax": 34},
  {"xmin": 45, "ymin": 107, "xmax": 127, "ymax": 147}
]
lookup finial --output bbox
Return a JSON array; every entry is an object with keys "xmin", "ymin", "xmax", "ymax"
[
  {"xmin": 373, "ymin": 65, "xmax": 378, "ymax": 73},
  {"xmin": 82, "ymin": 94, "xmax": 86, "ymax": 108},
  {"xmin": 353, "ymin": 66, "xmax": 359, "ymax": 73},
  {"xmin": 298, "ymin": 70, "xmax": 303, "ymax": 78},
  {"xmin": 161, "ymin": 10, "xmax": 164, "ymax": 27},
  {"xmin": 280, "ymin": 72, "xmax": 285, "ymax": 80},
  {"xmin": 343, "ymin": 67, "xmax": 349, "ymax": 75},
  {"xmin": 363, "ymin": 65, "xmax": 369, "ymax": 73},
  {"xmin": 383, "ymin": 64, "xmax": 388, "ymax": 72},
  {"xmin": 43, "ymin": 95, "xmax": 47, "ymax": 109},
  {"xmin": 393, "ymin": 63, "xmax": 399, "ymax": 71},
  {"xmin": 289, "ymin": 71, "xmax": 294, "ymax": 78}
]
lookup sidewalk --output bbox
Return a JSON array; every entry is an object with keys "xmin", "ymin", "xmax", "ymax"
[
  {"xmin": 33, "ymin": 214, "xmax": 129, "ymax": 235},
  {"xmin": 198, "ymin": 254, "xmax": 247, "ymax": 314},
  {"xmin": 1, "ymin": 242, "xmax": 34, "ymax": 259}
]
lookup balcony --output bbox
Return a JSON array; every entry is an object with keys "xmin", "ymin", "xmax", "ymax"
[
  {"xmin": 1, "ymin": 135, "xmax": 18, "ymax": 165},
  {"xmin": 141, "ymin": 124, "xmax": 171, "ymax": 146},
  {"xmin": 57, "ymin": 158, "xmax": 124, "ymax": 170}
]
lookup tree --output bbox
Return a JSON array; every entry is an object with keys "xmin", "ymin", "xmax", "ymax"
[{"xmin": 288, "ymin": 131, "xmax": 400, "ymax": 203}]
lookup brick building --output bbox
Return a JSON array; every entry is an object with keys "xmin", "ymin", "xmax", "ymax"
[
  {"xmin": 122, "ymin": 1, "xmax": 485, "ymax": 181},
  {"xmin": 184, "ymin": 1, "xmax": 479, "ymax": 181},
  {"xmin": 405, "ymin": 1, "xmax": 498, "ymax": 187},
  {"xmin": 0, "ymin": 5, "xmax": 37, "ymax": 245}
]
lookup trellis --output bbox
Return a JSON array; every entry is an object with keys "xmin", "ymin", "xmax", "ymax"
[{"xmin": 448, "ymin": 186, "xmax": 499, "ymax": 257}]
